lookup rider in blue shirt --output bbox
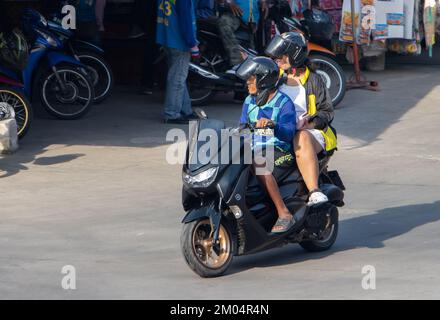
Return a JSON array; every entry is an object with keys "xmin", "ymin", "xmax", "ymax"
[{"xmin": 237, "ymin": 56, "xmax": 297, "ymax": 234}]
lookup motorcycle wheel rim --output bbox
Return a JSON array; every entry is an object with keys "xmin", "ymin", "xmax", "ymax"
[
  {"xmin": 0, "ymin": 90, "xmax": 29, "ymax": 137},
  {"xmin": 192, "ymin": 219, "xmax": 231, "ymax": 269},
  {"xmin": 42, "ymin": 69, "xmax": 92, "ymax": 117},
  {"xmin": 315, "ymin": 222, "xmax": 335, "ymax": 243}
]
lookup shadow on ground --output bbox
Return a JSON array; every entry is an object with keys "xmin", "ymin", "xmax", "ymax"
[{"xmin": 227, "ymin": 200, "xmax": 440, "ymax": 275}]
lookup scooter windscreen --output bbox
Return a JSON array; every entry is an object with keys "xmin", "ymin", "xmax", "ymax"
[
  {"xmin": 264, "ymin": 34, "xmax": 290, "ymax": 59},
  {"xmin": 235, "ymin": 58, "xmax": 260, "ymax": 81}
]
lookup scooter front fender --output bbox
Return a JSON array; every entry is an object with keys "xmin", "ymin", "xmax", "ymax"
[
  {"xmin": 182, "ymin": 205, "xmax": 220, "ymax": 224},
  {"xmin": 46, "ymin": 51, "xmax": 85, "ymax": 68},
  {"xmin": 182, "ymin": 204, "xmax": 222, "ymax": 242}
]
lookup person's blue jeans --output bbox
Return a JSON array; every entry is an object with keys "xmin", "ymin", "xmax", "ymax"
[{"xmin": 164, "ymin": 47, "xmax": 193, "ymax": 120}]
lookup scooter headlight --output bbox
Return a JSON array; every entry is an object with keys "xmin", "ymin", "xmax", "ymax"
[{"xmin": 183, "ymin": 167, "xmax": 218, "ymax": 188}]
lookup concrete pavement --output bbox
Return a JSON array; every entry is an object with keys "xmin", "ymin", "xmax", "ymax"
[{"xmin": 1, "ymin": 65, "xmax": 440, "ymax": 299}]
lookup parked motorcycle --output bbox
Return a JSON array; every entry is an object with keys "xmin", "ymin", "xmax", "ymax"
[
  {"xmin": 188, "ymin": 0, "xmax": 346, "ymax": 106},
  {"xmin": 0, "ymin": 74, "xmax": 32, "ymax": 139},
  {"xmin": 180, "ymin": 115, "xmax": 345, "ymax": 277},
  {"xmin": 44, "ymin": 13, "xmax": 114, "ymax": 104},
  {"xmin": 4, "ymin": 9, "xmax": 95, "ymax": 120}
]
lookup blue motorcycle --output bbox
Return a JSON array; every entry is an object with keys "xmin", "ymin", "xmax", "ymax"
[
  {"xmin": 0, "ymin": 10, "xmax": 95, "ymax": 120},
  {"xmin": 39, "ymin": 11, "xmax": 113, "ymax": 104}
]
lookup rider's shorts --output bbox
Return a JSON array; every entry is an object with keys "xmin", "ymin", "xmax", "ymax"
[
  {"xmin": 306, "ymin": 129, "xmax": 326, "ymax": 150},
  {"xmin": 253, "ymin": 146, "xmax": 294, "ymax": 179}
]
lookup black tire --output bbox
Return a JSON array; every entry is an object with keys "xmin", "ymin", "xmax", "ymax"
[
  {"xmin": 77, "ymin": 51, "xmax": 114, "ymax": 104},
  {"xmin": 181, "ymin": 219, "xmax": 234, "ymax": 278},
  {"xmin": 40, "ymin": 65, "xmax": 94, "ymax": 120},
  {"xmin": 187, "ymin": 73, "xmax": 216, "ymax": 106},
  {"xmin": 309, "ymin": 54, "xmax": 346, "ymax": 107},
  {"xmin": 299, "ymin": 207, "xmax": 339, "ymax": 252},
  {"xmin": 0, "ymin": 87, "xmax": 33, "ymax": 139}
]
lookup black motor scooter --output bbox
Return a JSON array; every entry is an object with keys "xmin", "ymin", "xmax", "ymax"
[{"xmin": 180, "ymin": 115, "xmax": 345, "ymax": 278}]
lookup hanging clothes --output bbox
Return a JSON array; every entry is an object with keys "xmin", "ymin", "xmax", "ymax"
[
  {"xmin": 436, "ymin": 0, "xmax": 440, "ymax": 35},
  {"xmin": 424, "ymin": 0, "xmax": 437, "ymax": 57}
]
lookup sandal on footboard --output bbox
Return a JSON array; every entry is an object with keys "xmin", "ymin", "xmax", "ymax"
[{"xmin": 271, "ymin": 217, "xmax": 295, "ymax": 234}]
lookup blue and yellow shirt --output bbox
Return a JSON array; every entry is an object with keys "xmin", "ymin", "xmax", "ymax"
[
  {"xmin": 235, "ymin": 0, "xmax": 260, "ymax": 24},
  {"xmin": 156, "ymin": 0, "xmax": 198, "ymax": 51},
  {"xmin": 240, "ymin": 91, "xmax": 296, "ymax": 152}
]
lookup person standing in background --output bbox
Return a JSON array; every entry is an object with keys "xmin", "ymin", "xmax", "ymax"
[
  {"xmin": 156, "ymin": 0, "xmax": 200, "ymax": 124},
  {"xmin": 128, "ymin": 0, "xmax": 148, "ymax": 38},
  {"xmin": 139, "ymin": 0, "xmax": 159, "ymax": 95},
  {"xmin": 95, "ymin": 0, "xmax": 106, "ymax": 32},
  {"xmin": 70, "ymin": 0, "xmax": 101, "ymax": 46}
]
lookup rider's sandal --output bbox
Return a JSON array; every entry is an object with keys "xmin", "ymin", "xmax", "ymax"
[{"xmin": 271, "ymin": 216, "xmax": 295, "ymax": 234}]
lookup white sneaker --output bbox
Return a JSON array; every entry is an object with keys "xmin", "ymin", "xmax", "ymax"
[{"xmin": 307, "ymin": 190, "xmax": 328, "ymax": 206}]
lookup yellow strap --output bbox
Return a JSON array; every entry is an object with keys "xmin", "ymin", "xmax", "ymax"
[
  {"xmin": 308, "ymin": 94, "xmax": 317, "ymax": 116},
  {"xmin": 321, "ymin": 127, "xmax": 338, "ymax": 152},
  {"xmin": 299, "ymin": 67, "xmax": 310, "ymax": 86}
]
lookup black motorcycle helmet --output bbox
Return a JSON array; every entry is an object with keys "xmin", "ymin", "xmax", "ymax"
[
  {"xmin": 303, "ymin": 8, "xmax": 335, "ymax": 42},
  {"xmin": 265, "ymin": 31, "xmax": 308, "ymax": 68},
  {"xmin": 236, "ymin": 56, "xmax": 282, "ymax": 106}
]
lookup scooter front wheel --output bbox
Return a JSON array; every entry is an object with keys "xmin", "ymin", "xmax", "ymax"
[
  {"xmin": 41, "ymin": 65, "xmax": 94, "ymax": 120},
  {"xmin": 181, "ymin": 218, "xmax": 233, "ymax": 278},
  {"xmin": 0, "ymin": 87, "xmax": 33, "ymax": 139}
]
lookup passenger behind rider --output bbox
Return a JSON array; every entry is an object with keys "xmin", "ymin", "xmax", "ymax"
[
  {"xmin": 217, "ymin": 0, "xmax": 268, "ymax": 67},
  {"xmin": 236, "ymin": 56, "xmax": 298, "ymax": 234},
  {"xmin": 265, "ymin": 32, "xmax": 338, "ymax": 206}
]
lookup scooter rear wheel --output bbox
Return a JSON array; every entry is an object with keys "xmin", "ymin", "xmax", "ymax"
[
  {"xmin": 299, "ymin": 206, "xmax": 339, "ymax": 252},
  {"xmin": 181, "ymin": 218, "xmax": 233, "ymax": 278},
  {"xmin": 310, "ymin": 54, "xmax": 346, "ymax": 107}
]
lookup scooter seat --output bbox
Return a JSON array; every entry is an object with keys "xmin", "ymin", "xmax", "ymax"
[{"xmin": 320, "ymin": 183, "xmax": 344, "ymax": 207}]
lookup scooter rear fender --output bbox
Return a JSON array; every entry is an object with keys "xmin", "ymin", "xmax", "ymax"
[{"xmin": 308, "ymin": 43, "xmax": 335, "ymax": 56}]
